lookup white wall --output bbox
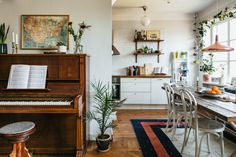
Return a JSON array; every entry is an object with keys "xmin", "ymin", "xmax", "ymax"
[
  {"xmin": 0, "ymin": 0, "xmax": 112, "ymax": 140},
  {"xmin": 112, "ymin": 20, "xmax": 197, "ymax": 85}
]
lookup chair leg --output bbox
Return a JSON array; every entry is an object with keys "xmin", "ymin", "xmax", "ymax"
[
  {"xmin": 198, "ymin": 133, "xmax": 208, "ymax": 157},
  {"xmin": 184, "ymin": 127, "xmax": 192, "ymax": 146},
  {"xmin": 181, "ymin": 124, "xmax": 188, "ymax": 153},
  {"xmin": 220, "ymin": 132, "xmax": 224, "ymax": 157},
  {"xmin": 194, "ymin": 128, "xmax": 199, "ymax": 157},
  {"xmin": 165, "ymin": 110, "xmax": 172, "ymax": 133},
  {"xmin": 207, "ymin": 134, "xmax": 211, "ymax": 153},
  {"xmin": 171, "ymin": 114, "xmax": 182, "ymax": 140}
]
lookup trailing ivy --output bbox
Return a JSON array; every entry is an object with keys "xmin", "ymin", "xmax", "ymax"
[{"xmin": 194, "ymin": 4, "xmax": 236, "ymax": 50}]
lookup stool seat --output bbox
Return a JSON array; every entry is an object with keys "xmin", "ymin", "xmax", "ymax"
[
  {"xmin": 0, "ymin": 122, "xmax": 36, "ymax": 157},
  {"xmin": 0, "ymin": 122, "xmax": 35, "ymax": 135}
]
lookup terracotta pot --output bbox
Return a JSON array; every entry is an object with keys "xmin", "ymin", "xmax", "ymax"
[{"xmin": 203, "ymin": 73, "xmax": 210, "ymax": 82}]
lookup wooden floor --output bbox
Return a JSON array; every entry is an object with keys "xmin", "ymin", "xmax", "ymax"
[{"xmin": 85, "ymin": 109, "xmax": 167, "ymax": 157}]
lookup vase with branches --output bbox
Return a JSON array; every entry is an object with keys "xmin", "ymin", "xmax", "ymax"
[
  {"xmin": 0, "ymin": 23, "xmax": 10, "ymax": 54},
  {"xmin": 68, "ymin": 21, "xmax": 91, "ymax": 53},
  {"xmin": 86, "ymin": 81, "xmax": 125, "ymax": 152}
]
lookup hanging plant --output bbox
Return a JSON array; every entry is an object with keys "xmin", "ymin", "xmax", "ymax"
[{"xmin": 195, "ymin": 4, "xmax": 236, "ymax": 51}]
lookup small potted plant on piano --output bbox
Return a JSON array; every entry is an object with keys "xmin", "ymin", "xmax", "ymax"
[
  {"xmin": 85, "ymin": 81, "xmax": 125, "ymax": 152},
  {"xmin": 56, "ymin": 41, "xmax": 67, "ymax": 53}
]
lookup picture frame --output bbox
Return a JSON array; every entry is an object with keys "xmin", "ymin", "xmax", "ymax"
[
  {"xmin": 146, "ymin": 30, "xmax": 160, "ymax": 40},
  {"xmin": 21, "ymin": 15, "xmax": 69, "ymax": 50}
]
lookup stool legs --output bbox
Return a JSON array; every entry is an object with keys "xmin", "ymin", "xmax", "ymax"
[{"xmin": 10, "ymin": 142, "xmax": 31, "ymax": 157}]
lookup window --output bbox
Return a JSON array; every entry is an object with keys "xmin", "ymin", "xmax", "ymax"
[{"xmin": 203, "ymin": 18, "xmax": 236, "ymax": 83}]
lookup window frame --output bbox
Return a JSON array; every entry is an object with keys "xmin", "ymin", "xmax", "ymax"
[{"xmin": 203, "ymin": 18, "xmax": 236, "ymax": 83}]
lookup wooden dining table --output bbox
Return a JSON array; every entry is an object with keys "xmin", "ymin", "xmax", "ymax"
[{"xmin": 171, "ymin": 87, "xmax": 236, "ymax": 130}]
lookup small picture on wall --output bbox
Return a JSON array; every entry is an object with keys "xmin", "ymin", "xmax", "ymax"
[
  {"xmin": 146, "ymin": 30, "xmax": 160, "ymax": 40},
  {"xmin": 21, "ymin": 15, "xmax": 69, "ymax": 50}
]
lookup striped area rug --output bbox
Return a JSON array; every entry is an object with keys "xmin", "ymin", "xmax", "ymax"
[{"xmin": 131, "ymin": 119, "xmax": 182, "ymax": 157}]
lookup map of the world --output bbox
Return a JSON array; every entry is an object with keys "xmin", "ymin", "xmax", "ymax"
[{"xmin": 21, "ymin": 15, "xmax": 69, "ymax": 49}]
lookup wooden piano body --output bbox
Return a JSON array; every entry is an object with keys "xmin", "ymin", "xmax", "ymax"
[{"xmin": 0, "ymin": 54, "xmax": 89, "ymax": 157}]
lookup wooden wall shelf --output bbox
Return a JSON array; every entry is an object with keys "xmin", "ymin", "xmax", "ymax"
[{"xmin": 134, "ymin": 39, "xmax": 164, "ymax": 63}]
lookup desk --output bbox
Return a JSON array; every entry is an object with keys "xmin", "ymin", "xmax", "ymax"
[{"xmin": 172, "ymin": 87, "xmax": 236, "ymax": 123}]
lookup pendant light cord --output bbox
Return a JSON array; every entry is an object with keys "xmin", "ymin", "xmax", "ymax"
[{"xmin": 216, "ymin": 0, "xmax": 219, "ymax": 34}]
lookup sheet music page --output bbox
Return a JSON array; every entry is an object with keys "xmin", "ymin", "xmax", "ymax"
[
  {"xmin": 7, "ymin": 65, "xmax": 30, "ymax": 89},
  {"xmin": 27, "ymin": 65, "xmax": 47, "ymax": 89}
]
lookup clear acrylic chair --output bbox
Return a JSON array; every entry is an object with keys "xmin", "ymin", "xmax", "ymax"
[{"xmin": 179, "ymin": 88, "xmax": 225, "ymax": 157}]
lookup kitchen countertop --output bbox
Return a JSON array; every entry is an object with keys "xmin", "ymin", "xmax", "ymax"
[{"xmin": 112, "ymin": 74, "xmax": 172, "ymax": 78}]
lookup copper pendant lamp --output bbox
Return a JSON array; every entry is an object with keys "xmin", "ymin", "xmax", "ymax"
[
  {"xmin": 202, "ymin": 0, "xmax": 234, "ymax": 52},
  {"xmin": 202, "ymin": 35, "xmax": 234, "ymax": 52}
]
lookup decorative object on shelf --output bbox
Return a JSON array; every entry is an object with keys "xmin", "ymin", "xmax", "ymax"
[
  {"xmin": 140, "ymin": 6, "xmax": 150, "ymax": 27},
  {"xmin": 21, "ymin": 15, "xmax": 69, "ymax": 50},
  {"xmin": 68, "ymin": 21, "xmax": 91, "ymax": 54},
  {"xmin": 146, "ymin": 30, "xmax": 160, "ymax": 40},
  {"xmin": 85, "ymin": 81, "xmax": 125, "ymax": 152},
  {"xmin": 56, "ymin": 41, "xmax": 67, "ymax": 53},
  {"xmin": 180, "ymin": 51, "xmax": 187, "ymax": 59},
  {"xmin": 200, "ymin": 58, "xmax": 215, "ymax": 82},
  {"xmin": 0, "ymin": 23, "xmax": 10, "ymax": 54},
  {"xmin": 134, "ymin": 30, "xmax": 146, "ymax": 40}
]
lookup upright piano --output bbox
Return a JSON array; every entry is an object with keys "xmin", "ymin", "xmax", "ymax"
[{"xmin": 0, "ymin": 54, "xmax": 89, "ymax": 157}]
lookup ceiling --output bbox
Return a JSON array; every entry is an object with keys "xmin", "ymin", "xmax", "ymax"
[{"xmin": 112, "ymin": 0, "xmax": 218, "ymax": 21}]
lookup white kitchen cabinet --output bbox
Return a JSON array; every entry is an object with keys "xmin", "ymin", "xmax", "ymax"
[
  {"xmin": 151, "ymin": 78, "xmax": 170, "ymax": 104},
  {"xmin": 121, "ymin": 92, "xmax": 151, "ymax": 104},
  {"xmin": 120, "ymin": 77, "xmax": 170, "ymax": 105},
  {"xmin": 120, "ymin": 78, "xmax": 151, "ymax": 104}
]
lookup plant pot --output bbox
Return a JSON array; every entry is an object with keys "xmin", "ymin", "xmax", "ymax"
[
  {"xmin": 58, "ymin": 46, "xmax": 67, "ymax": 53},
  {"xmin": 96, "ymin": 134, "xmax": 111, "ymax": 152},
  {"xmin": 203, "ymin": 73, "xmax": 211, "ymax": 82},
  {"xmin": 0, "ymin": 44, "xmax": 8, "ymax": 54}
]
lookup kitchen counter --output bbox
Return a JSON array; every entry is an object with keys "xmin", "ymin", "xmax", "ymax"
[{"xmin": 112, "ymin": 74, "xmax": 172, "ymax": 78}]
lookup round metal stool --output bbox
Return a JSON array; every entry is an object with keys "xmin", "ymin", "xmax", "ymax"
[{"xmin": 0, "ymin": 122, "xmax": 36, "ymax": 157}]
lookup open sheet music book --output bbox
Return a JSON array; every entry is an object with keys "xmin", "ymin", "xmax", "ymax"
[{"xmin": 7, "ymin": 64, "xmax": 47, "ymax": 89}]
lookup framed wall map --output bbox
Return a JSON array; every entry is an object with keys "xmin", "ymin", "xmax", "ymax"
[{"xmin": 21, "ymin": 15, "xmax": 69, "ymax": 50}]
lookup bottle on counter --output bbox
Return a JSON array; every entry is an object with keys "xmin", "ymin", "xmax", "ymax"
[
  {"xmin": 133, "ymin": 66, "xmax": 139, "ymax": 76},
  {"xmin": 128, "ymin": 66, "xmax": 134, "ymax": 76}
]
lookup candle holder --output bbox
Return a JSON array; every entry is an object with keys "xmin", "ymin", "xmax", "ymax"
[
  {"xmin": 196, "ymin": 80, "xmax": 199, "ymax": 92},
  {"xmin": 12, "ymin": 42, "xmax": 16, "ymax": 54},
  {"xmin": 15, "ymin": 44, "xmax": 18, "ymax": 54}
]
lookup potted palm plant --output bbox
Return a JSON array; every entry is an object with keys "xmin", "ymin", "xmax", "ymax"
[
  {"xmin": 0, "ymin": 23, "xmax": 10, "ymax": 54},
  {"xmin": 86, "ymin": 81, "xmax": 125, "ymax": 152}
]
